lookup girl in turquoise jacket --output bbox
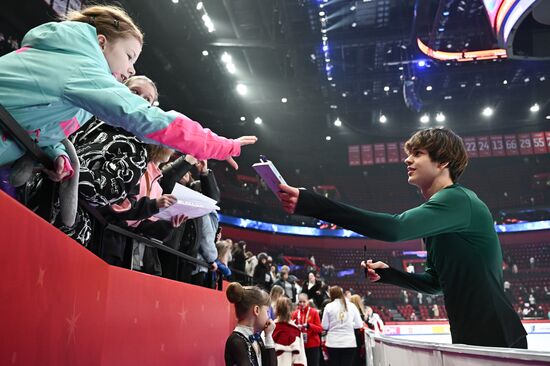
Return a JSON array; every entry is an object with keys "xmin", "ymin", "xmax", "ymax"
[{"xmin": 0, "ymin": 5, "xmax": 256, "ymax": 180}]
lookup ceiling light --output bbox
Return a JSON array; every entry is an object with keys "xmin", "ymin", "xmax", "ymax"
[
  {"xmin": 240, "ymin": 116, "xmax": 246, "ymax": 121},
  {"xmin": 379, "ymin": 115, "xmax": 387, "ymax": 123},
  {"xmin": 476, "ymin": 82, "xmax": 481, "ymax": 87},
  {"xmin": 172, "ymin": 0, "xmax": 179, "ymax": 3},
  {"xmin": 418, "ymin": 60, "xmax": 426, "ymax": 67},
  {"xmin": 319, "ymin": 11, "xmax": 325, "ymax": 16},
  {"xmin": 226, "ymin": 63, "xmax": 236, "ymax": 74},
  {"xmin": 201, "ymin": 50, "xmax": 209, "ymax": 56},
  {"xmin": 482, "ymin": 107, "xmax": 494, "ymax": 117},
  {"xmin": 221, "ymin": 52, "xmax": 231, "ymax": 63},
  {"xmin": 350, "ymin": 5, "xmax": 356, "ymax": 11},
  {"xmin": 524, "ymin": 77, "xmax": 530, "ymax": 83},
  {"xmin": 460, "ymin": 83, "xmax": 466, "ymax": 88},
  {"xmin": 503, "ymin": 80, "xmax": 508, "ymax": 85},
  {"xmin": 530, "ymin": 103, "xmax": 540, "ymax": 113},
  {"xmin": 236, "ymin": 83, "xmax": 247, "ymax": 95},
  {"xmin": 383, "ymin": 86, "xmax": 390, "ymax": 92},
  {"xmin": 426, "ymin": 85, "xmax": 433, "ymax": 91},
  {"xmin": 363, "ymin": 90, "xmax": 369, "ymax": 96},
  {"xmin": 351, "ymin": 22, "xmax": 357, "ymax": 28},
  {"xmin": 435, "ymin": 112, "xmax": 445, "ymax": 122},
  {"xmin": 326, "ymin": 136, "xmax": 332, "ymax": 141},
  {"xmin": 420, "ymin": 114, "xmax": 430, "ymax": 124},
  {"xmin": 254, "ymin": 117, "xmax": 262, "ymax": 125},
  {"xmin": 540, "ymin": 76, "xmax": 546, "ymax": 81},
  {"xmin": 196, "ymin": 2, "xmax": 203, "ymax": 10},
  {"xmin": 281, "ymin": 97, "xmax": 288, "ymax": 103},
  {"xmin": 545, "ymin": 115, "xmax": 550, "ymax": 119},
  {"xmin": 334, "ymin": 118, "xmax": 342, "ymax": 127}
]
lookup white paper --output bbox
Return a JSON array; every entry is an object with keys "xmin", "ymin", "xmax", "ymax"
[{"xmin": 153, "ymin": 183, "xmax": 219, "ymax": 220}]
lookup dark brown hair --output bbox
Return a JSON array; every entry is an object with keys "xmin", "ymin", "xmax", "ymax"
[
  {"xmin": 65, "ymin": 5, "xmax": 143, "ymax": 44},
  {"xmin": 275, "ymin": 297, "xmax": 292, "ymax": 323},
  {"xmin": 226, "ymin": 282, "xmax": 270, "ymax": 320},
  {"xmin": 404, "ymin": 127, "xmax": 469, "ymax": 182}
]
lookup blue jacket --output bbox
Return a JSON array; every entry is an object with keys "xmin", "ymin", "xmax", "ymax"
[{"xmin": 0, "ymin": 21, "xmax": 240, "ymax": 166}]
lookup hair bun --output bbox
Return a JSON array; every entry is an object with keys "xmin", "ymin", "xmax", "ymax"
[{"xmin": 226, "ymin": 282, "xmax": 244, "ymax": 304}]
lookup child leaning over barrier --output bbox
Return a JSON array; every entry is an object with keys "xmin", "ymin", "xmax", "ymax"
[{"xmin": 0, "ymin": 4, "xmax": 256, "ymax": 184}]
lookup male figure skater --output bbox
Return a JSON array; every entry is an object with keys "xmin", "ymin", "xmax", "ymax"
[{"xmin": 278, "ymin": 128, "xmax": 527, "ymax": 348}]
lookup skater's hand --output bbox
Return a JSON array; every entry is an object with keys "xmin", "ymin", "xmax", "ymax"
[
  {"xmin": 278, "ymin": 184, "xmax": 300, "ymax": 214},
  {"xmin": 361, "ymin": 260, "xmax": 389, "ymax": 282}
]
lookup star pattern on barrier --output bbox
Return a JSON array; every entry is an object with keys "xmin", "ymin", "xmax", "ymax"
[
  {"xmin": 96, "ymin": 290, "xmax": 101, "ymax": 302},
  {"xmin": 11, "ymin": 351, "xmax": 16, "ymax": 364},
  {"xmin": 36, "ymin": 267, "xmax": 46, "ymax": 287},
  {"xmin": 160, "ymin": 343, "xmax": 165, "ymax": 352},
  {"xmin": 66, "ymin": 298, "xmax": 81, "ymax": 345},
  {"xmin": 155, "ymin": 300, "xmax": 160, "ymax": 309},
  {"xmin": 178, "ymin": 301, "xmax": 187, "ymax": 327}
]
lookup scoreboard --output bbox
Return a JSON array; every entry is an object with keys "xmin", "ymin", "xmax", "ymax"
[{"xmin": 348, "ymin": 131, "xmax": 550, "ymax": 166}]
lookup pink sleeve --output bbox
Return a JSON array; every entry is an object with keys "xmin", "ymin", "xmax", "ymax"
[
  {"xmin": 60, "ymin": 155, "xmax": 74, "ymax": 181},
  {"xmin": 145, "ymin": 114, "xmax": 241, "ymax": 160}
]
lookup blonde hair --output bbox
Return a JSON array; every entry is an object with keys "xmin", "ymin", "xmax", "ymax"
[
  {"xmin": 350, "ymin": 294, "xmax": 365, "ymax": 315},
  {"xmin": 226, "ymin": 282, "xmax": 270, "ymax": 320},
  {"xmin": 65, "ymin": 5, "xmax": 143, "ymax": 44},
  {"xmin": 124, "ymin": 76, "xmax": 159, "ymax": 102},
  {"xmin": 270, "ymin": 285, "xmax": 284, "ymax": 302},
  {"xmin": 216, "ymin": 240, "xmax": 232, "ymax": 262}
]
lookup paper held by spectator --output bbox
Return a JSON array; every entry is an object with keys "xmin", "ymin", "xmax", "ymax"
[{"xmin": 154, "ymin": 183, "xmax": 219, "ymax": 220}]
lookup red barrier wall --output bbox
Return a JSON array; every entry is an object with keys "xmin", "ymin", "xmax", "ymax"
[{"xmin": 0, "ymin": 191, "xmax": 234, "ymax": 366}]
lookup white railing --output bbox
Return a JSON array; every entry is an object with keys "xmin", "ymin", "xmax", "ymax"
[{"xmin": 364, "ymin": 330, "xmax": 550, "ymax": 366}]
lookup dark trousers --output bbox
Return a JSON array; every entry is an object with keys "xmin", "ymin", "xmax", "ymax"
[
  {"xmin": 511, "ymin": 336, "xmax": 528, "ymax": 349},
  {"xmin": 305, "ymin": 347, "xmax": 320, "ymax": 366},
  {"xmin": 327, "ymin": 347, "xmax": 356, "ymax": 366}
]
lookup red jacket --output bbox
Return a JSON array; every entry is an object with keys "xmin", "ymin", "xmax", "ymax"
[{"xmin": 292, "ymin": 306, "xmax": 323, "ymax": 348}]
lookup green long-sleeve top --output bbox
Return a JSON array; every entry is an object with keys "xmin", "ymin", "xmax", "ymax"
[{"xmin": 296, "ymin": 184, "xmax": 526, "ymax": 347}]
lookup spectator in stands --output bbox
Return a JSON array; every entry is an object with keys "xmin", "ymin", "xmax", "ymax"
[
  {"xmin": 512, "ymin": 263, "xmax": 519, "ymax": 275},
  {"xmin": 0, "ymin": 5, "xmax": 257, "ymax": 191},
  {"xmin": 344, "ymin": 290, "xmax": 353, "ymax": 300},
  {"xmin": 322, "ymin": 286, "xmax": 363, "ymax": 366},
  {"xmin": 365, "ymin": 306, "xmax": 384, "ymax": 334},
  {"xmin": 245, "ymin": 251, "xmax": 258, "ymax": 278},
  {"xmin": 268, "ymin": 285, "xmax": 285, "ymax": 320},
  {"xmin": 269, "ymin": 264, "xmax": 278, "ymax": 285},
  {"xmin": 160, "ymin": 157, "xmax": 221, "ymax": 284},
  {"xmin": 269, "ymin": 285, "xmax": 285, "ymax": 320},
  {"xmin": 25, "ymin": 75, "xmax": 163, "ymax": 252},
  {"xmin": 406, "ymin": 262, "xmax": 415, "ymax": 273},
  {"xmin": 225, "ymin": 282, "xmax": 276, "ymax": 366},
  {"xmin": 292, "ymin": 293, "xmax": 323, "ymax": 366},
  {"xmin": 231, "ymin": 241, "xmax": 247, "ymax": 281},
  {"xmin": 254, "ymin": 252, "xmax": 273, "ymax": 291},
  {"xmin": 349, "ymin": 295, "xmax": 367, "ymax": 366},
  {"xmin": 273, "ymin": 297, "xmax": 307, "ymax": 366},
  {"xmin": 204, "ymin": 240, "xmax": 233, "ymax": 289},
  {"xmin": 127, "ymin": 144, "xmax": 187, "ymax": 275},
  {"xmin": 432, "ymin": 304, "xmax": 440, "ymax": 319},
  {"xmin": 279, "ymin": 128, "xmax": 527, "ymax": 349},
  {"xmin": 410, "ymin": 312, "xmax": 417, "ymax": 321},
  {"xmin": 417, "ymin": 292, "xmax": 423, "ymax": 305},
  {"xmin": 273, "ymin": 267, "xmax": 297, "ymax": 302},
  {"xmin": 529, "ymin": 256, "xmax": 535, "ymax": 269},
  {"xmin": 302, "ymin": 271, "xmax": 324, "ymax": 309}
]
